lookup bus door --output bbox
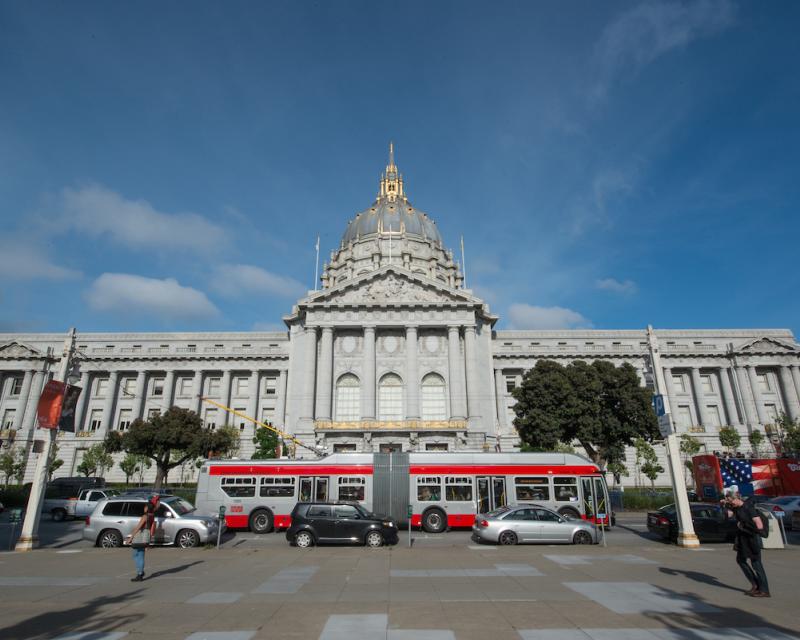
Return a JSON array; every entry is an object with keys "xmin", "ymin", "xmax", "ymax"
[
  {"xmin": 581, "ymin": 476, "xmax": 609, "ymax": 524},
  {"xmin": 299, "ymin": 477, "xmax": 329, "ymax": 502},
  {"xmin": 476, "ymin": 476, "xmax": 506, "ymax": 514}
]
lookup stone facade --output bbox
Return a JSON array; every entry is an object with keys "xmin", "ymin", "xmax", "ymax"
[{"xmin": 2, "ymin": 150, "xmax": 799, "ymax": 485}]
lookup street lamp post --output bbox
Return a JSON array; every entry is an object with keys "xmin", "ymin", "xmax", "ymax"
[{"xmin": 646, "ymin": 325, "xmax": 699, "ymax": 549}]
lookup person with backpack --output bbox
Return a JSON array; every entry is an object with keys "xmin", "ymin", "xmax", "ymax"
[
  {"xmin": 125, "ymin": 501, "xmax": 156, "ymax": 582},
  {"xmin": 722, "ymin": 491, "xmax": 770, "ymax": 597}
]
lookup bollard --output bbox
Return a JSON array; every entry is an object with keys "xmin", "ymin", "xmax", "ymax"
[
  {"xmin": 407, "ymin": 504, "xmax": 412, "ymax": 548},
  {"xmin": 8, "ymin": 509, "xmax": 22, "ymax": 550},
  {"xmin": 217, "ymin": 505, "xmax": 226, "ymax": 549}
]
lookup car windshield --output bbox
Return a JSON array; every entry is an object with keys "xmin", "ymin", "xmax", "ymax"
[
  {"xmin": 164, "ymin": 497, "xmax": 195, "ymax": 515},
  {"xmin": 771, "ymin": 496, "xmax": 796, "ymax": 506},
  {"xmin": 486, "ymin": 506, "xmax": 511, "ymax": 518}
]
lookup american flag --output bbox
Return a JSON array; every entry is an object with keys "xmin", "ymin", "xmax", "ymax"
[{"xmin": 720, "ymin": 458, "xmax": 773, "ymax": 496}]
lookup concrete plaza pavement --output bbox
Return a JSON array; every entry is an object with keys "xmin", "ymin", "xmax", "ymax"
[{"xmin": 0, "ymin": 513, "xmax": 798, "ymax": 640}]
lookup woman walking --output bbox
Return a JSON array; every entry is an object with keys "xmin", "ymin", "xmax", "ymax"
[{"xmin": 126, "ymin": 502, "xmax": 155, "ymax": 582}]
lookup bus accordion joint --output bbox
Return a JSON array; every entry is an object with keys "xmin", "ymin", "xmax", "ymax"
[{"xmin": 198, "ymin": 396, "xmax": 325, "ymax": 457}]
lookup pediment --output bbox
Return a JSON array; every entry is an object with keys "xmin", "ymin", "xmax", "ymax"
[
  {"xmin": 0, "ymin": 341, "xmax": 44, "ymax": 358},
  {"xmin": 302, "ymin": 267, "xmax": 480, "ymax": 307},
  {"xmin": 737, "ymin": 337, "xmax": 799, "ymax": 354}
]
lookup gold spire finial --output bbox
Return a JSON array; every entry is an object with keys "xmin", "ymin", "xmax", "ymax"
[
  {"xmin": 389, "ymin": 141, "xmax": 394, "ymax": 168},
  {"xmin": 379, "ymin": 142, "xmax": 405, "ymax": 201}
]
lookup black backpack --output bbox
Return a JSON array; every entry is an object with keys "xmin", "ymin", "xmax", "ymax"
[{"xmin": 755, "ymin": 508, "xmax": 769, "ymax": 538}]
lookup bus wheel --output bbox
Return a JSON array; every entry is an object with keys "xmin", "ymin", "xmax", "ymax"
[
  {"xmin": 422, "ymin": 508, "xmax": 446, "ymax": 533},
  {"xmin": 558, "ymin": 507, "xmax": 580, "ymax": 520},
  {"xmin": 249, "ymin": 509, "xmax": 273, "ymax": 534}
]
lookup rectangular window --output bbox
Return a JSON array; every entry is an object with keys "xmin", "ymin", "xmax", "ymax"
[
  {"xmin": 89, "ymin": 409, "xmax": 103, "ymax": 431},
  {"xmin": 416, "ymin": 476, "xmax": 441, "ymax": 502},
  {"xmin": 765, "ymin": 403, "xmax": 779, "ymax": 422},
  {"xmin": 553, "ymin": 477, "xmax": 579, "ymax": 502},
  {"xmin": 505, "ymin": 376, "xmax": 516, "ymax": 393},
  {"xmin": 671, "ymin": 374, "xmax": 685, "ymax": 393},
  {"xmin": 178, "ymin": 377, "xmax": 193, "ymax": 397},
  {"xmin": 95, "ymin": 378, "xmax": 109, "ymax": 397},
  {"xmin": 706, "ymin": 405, "xmax": 722, "ymax": 427},
  {"xmin": 260, "ymin": 476, "xmax": 295, "ymax": 498},
  {"xmin": 234, "ymin": 408, "xmax": 247, "ymax": 431},
  {"xmin": 221, "ymin": 476, "xmax": 256, "ymax": 498},
  {"xmin": 2, "ymin": 409, "xmax": 16, "ymax": 428},
  {"xmin": 205, "ymin": 408, "xmax": 217, "ymax": 430},
  {"xmin": 700, "ymin": 374, "xmax": 713, "ymax": 394},
  {"xmin": 338, "ymin": 476, "xmax": 365, "ymax": 501},
  {"xmin": 514, "ymin": 477, "xmax": 550, "ymax": 502},
  {"xmin": 151, "ymin": 378, "xmax": 164, "ymax": 397},
  {"xmin": 444, "ymin": 476, "xmax": 473, "ymax": 501},
  {"xmin": 264, "ymin": 377, "xmax": 277, "ymax": 396},
  {"xmin": 260, "ymin": 408, "xmax": 273, "ymax": 425},
  {"xmin": 208, "ymin": 377, "xmax": 221, "ymax": 396},
  {"xmin": 307, "ymin": 505, "xmax": 331, "ymax": 517},
  {"xmin": 425, "ymin": 443, "xmax": 448, "ymax": 451},
  {"xmin": 147, "ymin": 408, "xmax": 161, "ymax": 419},
  {"xmin": 122, "ymin": 377, "xmax": 137, "ymax": 396},
  {"xmin": 10, "ymin": 376, "xmax": 23, "ymax": 395},
  {"xmin": 333, "ymin": 443, "xmax": 357, "ymax": 452},
  {"xmin": 757, "ymin": 373, "xmax": 770, "ymax": 393},
  {"xmin": 118, "ymin": 409, "xmax": 132, "ymax": 431},
  {"xmin": 235, "ymin": 377, "xmax": 249, "ymax": 396},
  {"xmin": 677, "ymin": 405, "xmax": 692, "ymax": 428}
]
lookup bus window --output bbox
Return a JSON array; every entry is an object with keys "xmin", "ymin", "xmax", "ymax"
[
  {"xmin": 260, "ymin": 477, "xmax": 295, "ymax": 498},
  {"xmin": 594, "ymin": 477, "xmax": 608, "ymax": 519},
  {"xmin": 338, "ymin": 476, "xmax": 365, "ymax": 501},
  {"xmin": 299, "ymin": 478, "xmax": 313, "ymax": 502},
  {"xmin": 315, "ymin": 477, "xmax": 329, "ymax": 501},
  {"xmin": 221, "ymin": 477, "xmax": 256, "ymax": 498},
  {"xmin": 445, "ymin": 477, "xmax": 472, "ymax": 501},
  {"xmin": 417, "ymin": 476, "xmax": 441, "ymax": 501},
  {"xmin": 554, "ymin": 477, "xmax": 579, "ymax": 502},
  {"xmin": 581, "ymin": 477, "xmax": 596, "ymax": 518},
  {"xmin": 514, "ymin": 477, "xmax": 549, "ymax": 501}
]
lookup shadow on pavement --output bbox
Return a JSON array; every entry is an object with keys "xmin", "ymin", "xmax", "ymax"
[
  {"xmin": 659, "ymin": 566, "xmax": 741, "ymax": 592},
  {"xmin": 147, "ymin": 560, "xmax": 203, "ymax": 579},
  {"xmin": 0, "ymin": 590, "xmax": 143, "ymax": 640}
]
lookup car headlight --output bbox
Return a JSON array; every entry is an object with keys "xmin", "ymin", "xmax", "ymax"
[{"xmin": 382, "ymin": 521, "xmax": 396, "ymax": 528}]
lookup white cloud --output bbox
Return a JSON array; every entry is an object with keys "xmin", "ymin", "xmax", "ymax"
[
  {"xmin": 85, "ymin": 273, "xmax": 219, "ymax": 320},
  {"xmin": 209, "ymin": 264, "xmax": 306, "ymax": 298},
  {"xmin": 594, "ymin": 0, "xmax": 735, "ymax": 99},
  {"xmin": 0, "ymin": 242, "xmax": 81, "ymax": 280},
  {"xmin": 596, "ymin": 278, "xmax": 638, "ymax": 295},
  {"xmin": 508, "ymin": 303, "xmax": 592, "ymax": 330},
  {"xmin": 60, "ymin": 185, "xmax": 228, "ymax": 253}
]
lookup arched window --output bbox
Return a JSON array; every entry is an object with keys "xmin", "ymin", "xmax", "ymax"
[
  {"xmin": 421, "ymin": 373, "xmax": 447, "ymax": 420},
  {"xmin": 335, "ymin": 374, "xmax": 360, "ymax": 421},
  {"xmin": 378, "ymin": 373, "xmax": 403, "ymax": 421}
]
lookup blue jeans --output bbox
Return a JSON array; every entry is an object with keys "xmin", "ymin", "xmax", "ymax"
[{"xmin": 132, "ymin": 547, "xmax": 145, "ymax": 576}]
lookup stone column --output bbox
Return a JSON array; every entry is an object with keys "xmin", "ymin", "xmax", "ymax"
[
  {"xmin": 276, "ymin": 369, "xmax": 288, "ymax": 426},
  {"xmin": 447, "ymin": 326, "xmax": 466, "ymax": 420},
  {"xmin": 247, "ymin": 370, "xmax": 260, "ymax": 423},
  {"xmin": 192, "ymin": 370, "xmax": 203, "ymax": 413},
  {"xmin": 163, "ymin": 370, "xmax": 175, "ymax": 409},
  {"xmin": 21, "ymin": 370, "xmax": 46, "ymax": 433},
  {"xmin": 719, "ymin": 367, "xmax": 741, "ymax": 426},
  {"xmin": 735, "ymin": 365, "xmax": 758, "ymax": 425},
  {"xmin": 494, "ymin": 367, "xmax": 507, "ymax": 432},
  {"xmin": 690, "ymin": 368, "xmax": 710, "ymax": 428},
  {"xmin": 746, "ymin": 365, "xmax": 768, "ymax": 425},
  {"xmin": 778, "ymin": 366, "xmax": 800, "ymax": 421},
  {"xmin": 12, "ymin": 370, "xmax": 34, "ymax": 431},
  {"xmin": 361, "ymin": 326, "xmax": 376, "ymax": 420},
  {"xmin": 100, "ymin": 371, "xmax": 119, "ymax": 434},
  {"xmin": 301, "ymin": 326, "xmax": 318, "ymax": 420},
  {"xmin": 405, "ymin": 326, "xmax": 419, "ymax": 420},
  {"xmin": 74, "ymin": 371, "xmax": 91, "ymax": 431},
  {"xmin": 133, "ymin": 371, "xmax": 148, "ymax": 419},
  {"xmin": 792, "ymin": 366, "xmax": 800, "ymax": 410},
  {"xmin": 220, "ymin": 370, "xmax": 232, "ymax": 426},
  {"xmin": 315, "ymin": 327, "xmax": 334, "ymax": 420},
  {"xmin": 464, "ymin": 325, "xmax": 480, "ymax": 419}
]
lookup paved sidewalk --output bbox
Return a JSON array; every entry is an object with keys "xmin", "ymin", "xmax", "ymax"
[{"xmin": 0, "ymin": 529, "xmax": 797, "ymax": 640}]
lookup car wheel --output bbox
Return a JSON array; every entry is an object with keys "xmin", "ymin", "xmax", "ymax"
[
  {"xmin": 98, "ymin": 529, "xmax": 123, "ymax": 548},
  {"xmin": 295, "ymin": 531, "xmax": 314, "ymax": 548},
  {"xmin": 498, "ymin": 530, "xmax": 518, "ymax": 545},
  {"xmin": 176, "ymin": 529, "xmax": 200, "ymax": 548},
  {"xmin": 573, "ymin": 530, "xmax": 593, "ymax": 545},
  {"xmin": 365, "ymin": 531, "xmax": 384, "ymax": 548},
  {"xmin": 249, "ymin": 509, "xmax": 273, "ymax": 534},
  {"xmin": 422, "ymin": 508, "xmax": 447, "ymax": 533},
  {"xmin": 52, "ymin": 508, "xmax": 67, "ymax": 522},
  {"xmin": 558, "ymin": 507, "xmax": 580, "ymax": 520}
]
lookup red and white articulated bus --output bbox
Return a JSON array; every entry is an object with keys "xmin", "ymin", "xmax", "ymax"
[{"xmin": 195, "ymin": 452, "xmax": 611, "ymax": 533}]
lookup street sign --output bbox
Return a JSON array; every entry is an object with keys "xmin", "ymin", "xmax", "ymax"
[
  {"xmin": 407, "ymin": 505, "xmax": 413, "ymax": 518},
  {"xmin": 652, "ymin": 394, "xmax": 665, "ymax": 417},
  {"xmin": 658, "ymin": 414, "xmax": 673, "ymax": 438},
  {"xmin": 218, "ymin": 505, "xmax": 227, "ymax": 518}
]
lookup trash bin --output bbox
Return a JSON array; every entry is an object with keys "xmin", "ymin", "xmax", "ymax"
[{"xmin": 757, "ymin": 508, "xmax": 785, "ymax": 550}]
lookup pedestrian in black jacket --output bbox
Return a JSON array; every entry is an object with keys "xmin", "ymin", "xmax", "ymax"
[{"xmin": 722, "ymin": 491, "xmax": 770, "ymax": 597}]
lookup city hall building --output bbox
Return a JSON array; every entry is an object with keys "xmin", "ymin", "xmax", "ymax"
[{"xmin": 2, "ymin": 151, "xmax": 800, "ymax": 484}]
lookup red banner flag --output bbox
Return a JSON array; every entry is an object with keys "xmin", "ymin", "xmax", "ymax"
[{"xmin": 37, "ymin": 380, "xmax": 67, "ymax": 429}]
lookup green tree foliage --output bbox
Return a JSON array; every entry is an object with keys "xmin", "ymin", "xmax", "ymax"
[
  {"xmin": 119, "ymin": 453, "xmax": 149, "ymax": 485},
  {"xmin": 634, "ymin": 437, "xmax": 664, "ymax": 491},
  {"xmin": 252, "ymin": 426, "xmax": 280, "ymax": 460},
  {"xmin": 776, "ymin": 412, "xmax": 800, "ymax": 456},
  {"xmin": 104, "ymin": 406, "xmax": 236, "ymax": 489},
  {"xmin": 678, "ymin": 434, "xmax": 702, "ymax": 485},
  {"xmin": 1, "ymin": 448, "xmax": 25, "ymax": 487},
  {"xmin": 512, "ymin": 359, "xmax": 659, "ymax": 469},
  {"xmin": 748, "ymin": 429, "xmax": 765, "ymax": 457},
  {"xmin": 606, "ymin": 460, "xmax": 629, "ymax": 488},
  {"xmin": 77, "ymin": 443, "xmax": 114, "ymax": 477},
  {"xmin": 217, "ymin": 426, "xmax": 241, "ymax": 457},
  {"xmin": 718, "ymin": 426, "xmax": 741, "ymax": 454},
  {"xmin": 47, "ymin": 444, "xmax": 64, "ymax": 481}
]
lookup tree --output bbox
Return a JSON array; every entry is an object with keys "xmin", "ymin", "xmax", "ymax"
[
  {"xmin": 679, "ymin": 434, "xmax": 702, "ymax": 486},
  {"xmin": 606, "ymin": 460, "xmax": 629, "ymax": 489},
  {"xmin": 512, "ymin": 359, "xmax": 659, "ymax": 470},
  {"xmin": 635, "ymin": 438, "xmax": 664, "ymax": 491},
  {"xmin": 718, "ymin": 426, "xmax": 741, "ymax": 454},
  {"xmin": 47, "ymin": 444, "xmax": 64, "ymax": 482},
  {"xmin": 775, "ymin": 412, "xmax": 800, "ymax": 456},
  {"xmin": 1, "ymin": 448, "xmax": 25, "ymax": 488},
  {"xmin": 104, "ymin": 406, "xmax": 236, "ymax": 489},
  {"xmin": 77, "ymin": 443, "xmax": 113, "ymax": 477},
  {"xmin": 252, "ymin": 426, "xmax": 280, "ymax": 460},
  {"xmin": 119, "ymin": 453, "xmax": 148, "ymax": 485},
  {"xmin": 748, "ymin": 429, "xmax": 765, "ymax": 457}
]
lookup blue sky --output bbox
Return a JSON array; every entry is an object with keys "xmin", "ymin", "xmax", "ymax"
[{"xmin": 1, "ymin": 1, "xmax": 798, "ymax": 336}]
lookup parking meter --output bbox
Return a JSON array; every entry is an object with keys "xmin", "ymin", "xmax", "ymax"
[
  {"xmin": 216, "ymin": 505, "xmax": 226, "ymax": 549},
  {"xmin": 407, "ymin": 505, "xmax": 413, "ymax": 547}
]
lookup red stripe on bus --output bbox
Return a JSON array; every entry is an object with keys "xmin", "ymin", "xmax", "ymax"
[
  {"xmin": 408, "ymin": 465, "xmax": 600, "ymax": 475},
  {"xmin": 447, "ymin": 513, "xmax": 477, "ymax": 527},
  {"xmin": 208, "ymin": 465, "xmax": 374, "ymax": 476},
  {"xmin": 224, "ymin": 514, "xmax": 249, "ymax": 528},
  {"xmin": 274, "ymin": 514, "xmax": 292, "ymax": 529},
  {"xmin": 411, "ymin": 514, "xmax": 422, "ymax": 527}
]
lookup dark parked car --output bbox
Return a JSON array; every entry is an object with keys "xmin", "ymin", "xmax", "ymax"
[
  {"xmin": 647, "ymin": 503, "xmax": 738, "ymax": 543},
  {"xmin": 286, "ymin": 501, "xmax": 399, "ymax": 548}
]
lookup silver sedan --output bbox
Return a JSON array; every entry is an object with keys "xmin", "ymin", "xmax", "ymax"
[{"xmin": 471, "ymin": 504, "xmax": 597, "ymax": 545}]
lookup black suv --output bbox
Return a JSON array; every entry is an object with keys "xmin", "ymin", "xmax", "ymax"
[{"xmin": 286, "ymin": 501, "xmax": 399, "ymax": 548}]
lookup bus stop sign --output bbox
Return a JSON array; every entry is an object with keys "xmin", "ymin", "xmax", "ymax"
[{"xmin": 218, "ymin": 505, "xmax": 227, "ymax": 518}]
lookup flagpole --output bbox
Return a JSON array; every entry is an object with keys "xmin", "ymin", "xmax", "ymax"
[{"xmin": 314, "ymin": 235, "xmax": 320, "ymax": 291}]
